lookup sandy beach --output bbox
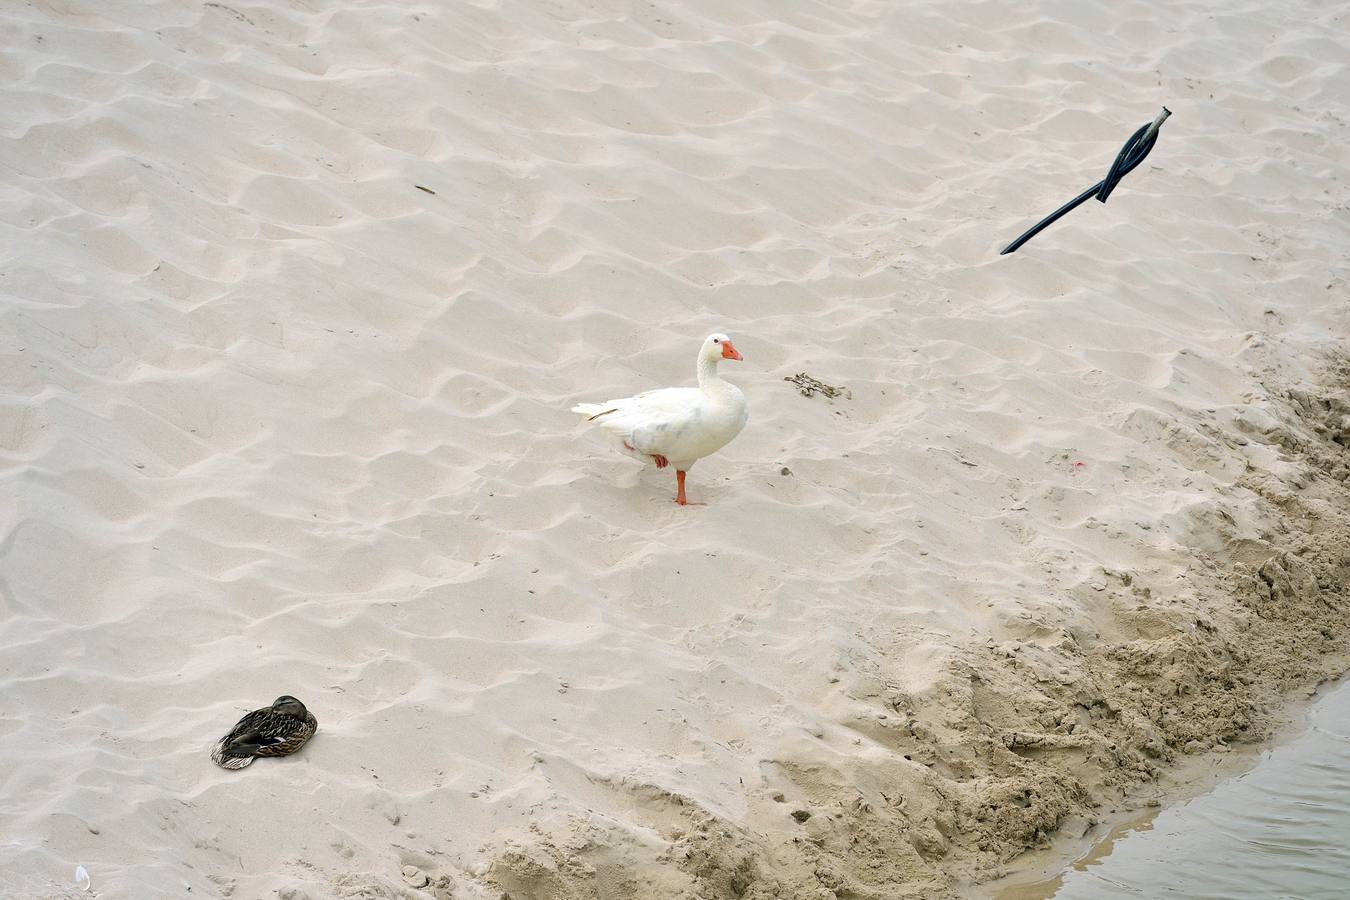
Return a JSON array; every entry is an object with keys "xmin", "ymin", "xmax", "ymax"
[{"xmin": 2, "ymin": 0, "xmax": 1349, "ymax": 898}]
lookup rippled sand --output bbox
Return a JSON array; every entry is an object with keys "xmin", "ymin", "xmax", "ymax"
[{"xmin": 2, "ymin": 1, "xmax": 1349, "ymax": 898}]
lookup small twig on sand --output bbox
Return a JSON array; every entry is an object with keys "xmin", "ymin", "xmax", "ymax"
[{"xmin": 784, "ymin": 372, "xmax": 850, "ymax": 400}]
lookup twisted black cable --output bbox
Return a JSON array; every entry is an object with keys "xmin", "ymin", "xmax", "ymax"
[{"xmin": 1001, "ymin": 107, "xmax": 1172, "ymax": 255}]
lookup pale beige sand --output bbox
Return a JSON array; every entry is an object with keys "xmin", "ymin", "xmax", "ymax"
[{"xmin": 3, "ymin": 0, "xmax": 1350, "ymax": 898}]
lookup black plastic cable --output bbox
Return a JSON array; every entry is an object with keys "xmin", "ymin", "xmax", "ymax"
[{"xmin": 1001, "ymin": 107, "xmax": 1171, "ymax": 255}]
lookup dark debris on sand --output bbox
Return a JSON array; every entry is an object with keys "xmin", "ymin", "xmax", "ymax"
[{"xmin": 784, "ymin": 372, "xmax": 850, "ymax": 400}]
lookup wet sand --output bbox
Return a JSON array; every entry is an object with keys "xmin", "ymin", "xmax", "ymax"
[{"xmin": 993, "ymin": 676, "xmax": 1350, "ymax": 899}]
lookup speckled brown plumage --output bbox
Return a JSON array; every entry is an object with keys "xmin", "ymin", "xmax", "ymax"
[{"xmin": 211, "ymin": 695, "xmax": 317, "ymax": 769}]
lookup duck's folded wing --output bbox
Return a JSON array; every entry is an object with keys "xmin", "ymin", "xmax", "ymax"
[
  {"xmin": 211, "ymin": 740, "xmax": 255, "ymax": 768},
  {"xmin": 222, "ymin": 728, "xmax": 289, "ymax": 755},
  {"xmin": 220, "ymin": 709, "xmax": 310, "ymax": 755},
  {"xmin": 211, "ymin": 710, "xmax": 272, "ymax": 768}
]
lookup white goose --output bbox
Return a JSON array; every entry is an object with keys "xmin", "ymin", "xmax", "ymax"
[{"xmin": 573, "ymin": 333, "xmax": 748, "ymax": 506}]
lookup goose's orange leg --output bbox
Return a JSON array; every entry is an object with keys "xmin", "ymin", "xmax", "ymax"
[
  {"xmin": 625, "ymin": 441, "xmax": 668, "ymax": 469},
  {"xmin": 675, "ymin": 470, "xmax": 704, "ymax": 506}
]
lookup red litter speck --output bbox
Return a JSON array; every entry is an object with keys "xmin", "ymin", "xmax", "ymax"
[{"xmin": 1072, "ymin": 461, "xmax": 1086, "ymax": 468}]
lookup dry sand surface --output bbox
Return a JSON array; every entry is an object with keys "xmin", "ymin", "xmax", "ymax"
[{"xmin": 3, "ymin": 0, "xmax": 1350, "ymax": 898}]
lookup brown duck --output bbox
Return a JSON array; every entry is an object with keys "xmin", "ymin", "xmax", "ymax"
[{"xmin": 211, "ymin": 695, "xmax": 317, "ymax": 769}]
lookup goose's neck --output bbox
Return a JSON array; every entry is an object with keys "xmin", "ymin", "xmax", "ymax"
[{"xmin": 697, "ymin": 354, "xmax": 724, "ymax": 391}]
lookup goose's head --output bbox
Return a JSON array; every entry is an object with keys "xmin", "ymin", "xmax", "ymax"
[
  {"xmin": 271, "ymin": 695, "xmax": 309, "ymax": 718},
  {"xmin": 701, "ymin": 333, "xmax": 743, "ymax": 363}
]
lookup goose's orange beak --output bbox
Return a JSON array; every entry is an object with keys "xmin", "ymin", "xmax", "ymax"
[{"xmin": 721, "ymin": 340, "xmax": 743, "ymax": 361}]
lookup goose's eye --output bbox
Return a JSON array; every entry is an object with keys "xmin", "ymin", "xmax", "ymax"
[{"xmin": 713, "ymin": 338, "xmax": 720, "ymax": 343}]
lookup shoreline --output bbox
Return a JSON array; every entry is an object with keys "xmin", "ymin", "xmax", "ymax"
[
  {"xmin": 978, "ymin": 671, "xmax": 1350, "ymax": 899},
  {"xmin": 478, "ymin": 350, "xmax": 1350, "ymax": 899},
  {"xmin": 480, "ymin": 355, "xmax": 1350, "ymax": 899}
]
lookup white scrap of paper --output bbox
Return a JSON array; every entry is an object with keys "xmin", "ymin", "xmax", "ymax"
[{"xmin": 74, "ymin": 865, "xmax": 91, "ymax": 891}]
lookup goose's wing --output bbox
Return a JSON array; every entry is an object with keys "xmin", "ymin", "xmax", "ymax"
[{"xmin": 573, "ymin": 387, "xmax": 701, "ymax": 438}]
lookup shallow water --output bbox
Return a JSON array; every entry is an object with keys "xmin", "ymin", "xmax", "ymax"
[{"xmin": 1012, "ymin": 679, "xmax": 1350, "ymax": 900}]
